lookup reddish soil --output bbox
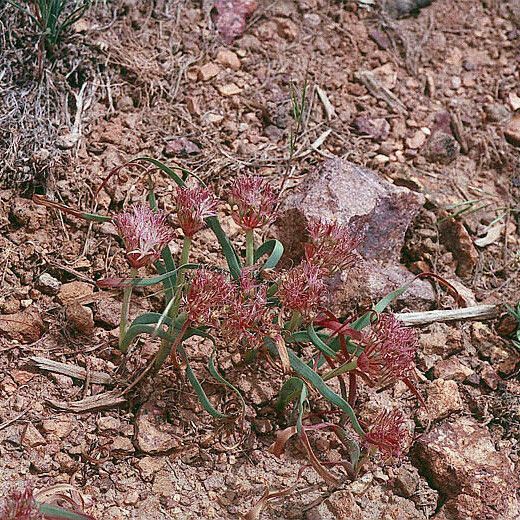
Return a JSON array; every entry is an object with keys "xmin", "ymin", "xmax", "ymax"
[{"xmin": 0, "ymin": 1, "xmax": 519, "ymax": 519}]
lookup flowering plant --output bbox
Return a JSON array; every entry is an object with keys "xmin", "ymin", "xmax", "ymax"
[{"xmin": 34, "ymin": 157, "xmax": 426, "ymax": 486}]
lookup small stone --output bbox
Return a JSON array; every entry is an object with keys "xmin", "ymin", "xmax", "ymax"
[
  {"xmin": 164, "ymin": 137, "xmax": 200, "ymax": 158},
  {"xmin": 0, "ymin": 307, "xmax": 45, "ymax": 343},
  {"xmin": 276, "ymin": 18, "xmax": 298, "ymax": 40},
  {"xmin": 480, "ymin": 365, "xmax": 499, "ymax": 390},
  {"xmin": 353, "ymin": 116, "xmax": 390, "ymax": 142},
  {"xmin": 58, "ymin": 281, "xmax": 94, "ymax": 305},
  {"xmin": 432, "ymin": 357, "xmax": 474, "ymax": 382},
  {"xmin": 136, "ymin": 401, "xmax": 181, "ymax": 454},
  {"xmin": 66, "ymin": 303, "xmax": 94, "ymax": 335},
  {"xmin": 451, "ymin": 76, "xmax": 462, "ymax": 89},
  {"xmin": 112, "ymin": 436, "xmax": 135, "ymax": 454},
  {"xmin": 204, "ymin": 473, "xmax": 225, "ymax": 491},
  {"xmin": 97, "ymin": 416, "xmax": 121, "ymax": 432},
  {"xmin": 217, "ymin": 83, "xmax": 242, "ymax": 96},
  {"xmin": 406, "ymin": 129, "xmax": 426, "ymax": 149},
  {"xmin": 41, "ymin": 419, "xmax": 73, "ymax": 439},
  {"xmin": 504, "ymin": 113, "xmax": 520, "ymax": 147},
  {"xmin": 22, "ymin": 423, "xmax": 45, "ymax": 447},
  {"xmin": 136, "ymin": 456, "xmax": 166, "ymax": 480},
  {"xmin": 412, "ymin": 417, "xmax": 519, "ymax": 518},
  {"xmin": 198, "ymin": 62, "xmax": 220, "ymax": 81},
  {"xmin": 484, "ymin": 103, "xmax": 510, "ymax": 123},
  {"xmin": 124, "ymin": 491, "xmax": 140, "ymax": 506},
  {"xmin": 374, "ymin": 154, "xmax": 390, "ymax": 164},
  {"xmin": 252, "ymin": 418, "xmax": 272, "ymax": 433},
  {"xmin": 424, "ymin": 131, "xmax": 460, "ymax": 164},
  {"xmin": 417, "ymin": 379, "xmax": 463, "ymax": 424},
  {"xmin": 93, "ymin": 300, "xmax": 120, "ymax": 329},
  {"xmin": 37, "ymin": 273, "xmax": 62, "ymax": 295},
  {"xmin": 439, "ymin": 217, "xmax": 478, "ymax": 277},
  {"xmin": 55, "ymin": 451, "xmax": 78, "ymax": 473},
  {"xmin": 394, "ymin": 466, "xmax": 419, "ymax": 498},
  {"xmin": 152, "ymin": 472, "xmax": 176, "ymax": 497},
  {"xmin": 216, "ymin": 49, "xmax": 241, "ymax": 70},
  {"xmin": 349, "ymin": 472, "xmax": 373, "ymax": 495}
]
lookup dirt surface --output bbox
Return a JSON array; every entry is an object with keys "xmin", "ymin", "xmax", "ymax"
[{"xmin": 1, "ymin": 1, "xmax": 519, "ymax": 519}]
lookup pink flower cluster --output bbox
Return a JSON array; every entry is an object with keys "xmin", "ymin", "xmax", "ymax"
[
  {"xmin": 175, "ymin": 186, "xmax": 219, "ymax": 238},
  {"xmin": 363, "ymin": 409, "xmax": 407, "ymax": 458},
  {"xmin": 277, "ymin": 261, "xmax": 327, "ymax": 319},
  {"xmin": 228, "ymin": 176, "xmax": 278, "ymax": 230},
  {"xmin": 357, "ymin": 313, "xmax": 418, "ymax": 387},
  {"xmin": 305, "ymin": 217, "xmax": 363, "ymax": 274},
  {"xmin": 113, "ymin": 205, "xmax": 175, "ymax": 269},
  {"xmin": 0, "ymin": 486, "xmax": 42, "ymax": 520}
]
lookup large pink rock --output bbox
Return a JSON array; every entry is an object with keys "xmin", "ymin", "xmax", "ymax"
[
  {"xmin": 413, "ymin": 417, "xmax": 519, "ymax": 519},
  {"xmin": 275, "ymin": 158, "xmax": 434, "ymax": 309}
]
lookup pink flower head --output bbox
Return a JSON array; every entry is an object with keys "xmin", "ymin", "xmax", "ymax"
[
  {"xmin": 228, "ymin": 175, "xmax": 278, "ymax": 230},
  {"xmin": 0, "ymin": 486, "xmax": 42, "ymax": 520},
  {"xmin": 221, "ymin": 277, "xmax": 276, "ymax": 350},
  {"xmin": 113, "ymin": 205, "xmax": 175, "ymax": 269},
  {"xmin": 304, "ymin": 217, "xmax": 363, "ymax": 274},
  {"xmin": 186, "ymin": 268, "xmax": 233, "ymax": 325},
  {"xmin": 277, "ymin": 261, "xmax": 327, "ymax": 319},
  {"xmin": 175, "ymin": 186, "xmax": 219, "ymax": 238},
  {"xmin": 357, "ymin": 313, "xmax": 418, "ymax": 387},
  {"xmin": 364, "ymin": 409, "xmax": 407, "ymax": 458}
]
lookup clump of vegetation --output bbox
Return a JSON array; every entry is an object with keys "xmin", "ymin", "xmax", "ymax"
[
  {"xmin": 7, "ymin": 0, "xmax": 90, "ymax": 58},
  {"xmin": 35, "ymin": 157, "xmax": 426, "ymax": 487}
]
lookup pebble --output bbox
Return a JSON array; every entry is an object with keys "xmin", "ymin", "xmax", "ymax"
[
  {"xmin": 504, "ymin": 113, "xmax": 520, "ymax": 147},
  {"xmin": 216, "ymin": 49, "xmax": 241, "ymax": 70},
  {"xmin": 37, "ymin": 273, "xmax": 62, "ymax": 295},
  {"xmin": 406, "ymin": 129, "xmax": 426, "ymax": 149},
  {"xmin": 197, "ymin": 62, "xmax": 220, "ymax": 81},
  {"xmin": 58, "ymin": 281, "xmax": 94, "ymax": 305},
  {"xmin": 217, "ymin": 83, "xmax": 242, "ymax": 96},
  {"xmin": 22, "ymin": 423, "xmax": 46, "ymax": 448},
  {"xmin": 66, "ymin": 303, "xmax": 95, "ymax": 335}
]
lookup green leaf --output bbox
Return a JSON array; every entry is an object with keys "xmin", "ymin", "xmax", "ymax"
[
  {"xmin": 254, "ymin": 240, "xmax": 284, "ymax": 270},
  {"xmin": 208, "ymin": 348, "xmax": 245, "ymax": 416},
  {"xmin": 136, "ymin": 156, "xmax": 187, "ymax": 187},
  {"xmin": 178, "ymin": 345, "xmax": 229, "ymax": 419},
  {"xmin": 276, "ymin": 377, "xmax": 305, "ymax": 413},
  {"xmin": 37, "ymin": 502, "xmax": 95, "ymax": 520},
  {"xmin": 334, "ymin": 427, "xmax": 361, "ymax": 468},
  {"xmin": 306, "ymin": 323, "xmax": 337, "ymax": 358},
  {"xmin": 266, "ymin": 340, "xmax": 364, "ymax": 435},
  {"xmin": 206, "ymin": 217, "xmax": 242, "ymax": 279},
  {"xmin": 120, "ymin": 324, "xmax": 178, "ymax": 353},
  {"xmin": 148, "ymin": 188, "xmax": 176, "ymax": 301},
  {"xmin": 351, "ymin": 278, "xmax": 419, "ymax": 331}
]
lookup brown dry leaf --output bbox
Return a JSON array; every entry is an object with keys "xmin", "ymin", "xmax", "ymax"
[{"xmin": 268, "ymin": 426, "xmax": 297, "ymax": 457}]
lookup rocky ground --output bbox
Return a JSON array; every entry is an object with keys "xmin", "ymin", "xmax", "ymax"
[{"xmin": 0, "ymin": 0, "xmax": 519, "ymax": 519}]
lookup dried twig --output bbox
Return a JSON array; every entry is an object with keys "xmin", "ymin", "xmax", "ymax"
[
  {"xmin": 30, "ymin": 356, "xmax": 113, "ymax": 385},
  {"xmin": 396, "ymin": 304, "xmax": 501, "ymax": 326},
  {"xmin": 357, "ymin": 70, "xmax": 407, "ymax": 114},
  {"xmin": 46, "ymin": 391, "xmax": 126, "ymax": 413}
]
